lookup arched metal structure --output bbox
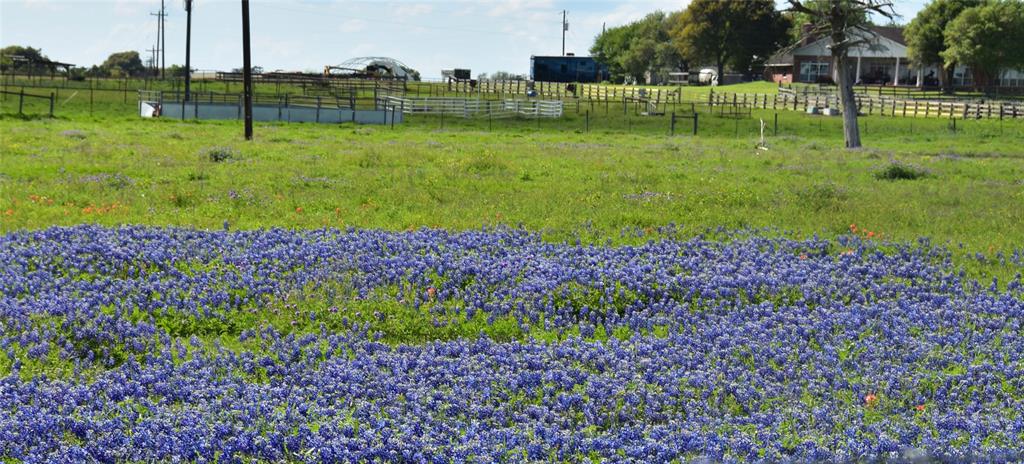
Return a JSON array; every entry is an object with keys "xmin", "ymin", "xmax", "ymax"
[{"xmin": 324, "ymin": 57, "xmax": 412, "ymax": 80}]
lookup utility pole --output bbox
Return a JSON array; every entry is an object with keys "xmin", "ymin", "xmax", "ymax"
[
  {"xmin": 561, "ymin": 10, "xmax": 567, "ymax": 56},
  {"xmin": 184, "ymin": 0, "xmax": 193, "ymax": 101},
  {"xmin": 161, "ymin": 0, "xmax": 166, "ymax": 79},
  {"xmin": 149, "ymin": 45, "xmax": 159, "ymax": 75},
  {"xmin": 150, "ymin": 5, "xmax": 166, "ymax": 78},
  {"xmin": 241, "ymin": 0, "xmax": 253, "ymax": 140}
]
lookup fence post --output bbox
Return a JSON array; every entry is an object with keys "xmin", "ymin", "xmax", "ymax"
[
  {"xmin": 693, "ymin": 112, "xmax": 698, "ymax": 135},
  {"xmin": 585, "ymin": 109, "xmax": 589, "ymax": 133},
  {"xmin": 18, "ymin": 88, "xmax": 24, "ymax": 114},
  {"xmin": 670, "ymin": 112, "xmax": 675, "ymax": 136},
  {"xmin": 774, "ymin": 112, "xmax": 778, "ymax": 136},
  {"xmin": 49, "ymin": 92, "xmax": 54, "ymax": 117}
]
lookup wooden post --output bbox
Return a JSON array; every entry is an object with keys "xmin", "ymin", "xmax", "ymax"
[
  {"xmin": 670, "ymin": 111, "xmax": 675, "ymax": 136},
  {"xmin": 18, "ymin": 88, "xmax": 24, "ymax": 114},
  {"xmin": 241, "ymin": 0, "xmax": 254, "ymax": 140},
  {"xmin": 49, "ymin": 92, "xmax": 54, "ymax": 117}
]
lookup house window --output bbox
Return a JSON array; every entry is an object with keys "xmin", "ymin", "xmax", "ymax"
[{"xmin": 800, "ymin": 62, "xmax": 830, "ymax": 83}]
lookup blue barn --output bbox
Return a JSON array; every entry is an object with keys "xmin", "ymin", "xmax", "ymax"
[{"xmin": 530, "ymin": 56, "xmax": 608, "ymax": 83}]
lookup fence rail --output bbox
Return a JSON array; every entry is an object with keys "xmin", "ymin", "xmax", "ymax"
[
  {"xmin": 705, "ymin": 91, "xmax": 1024, "ymax": 119},
  {"xmin": 137, "ymin": 89, "xmax": 385, "ymax": 111},
  {"xmin": 379, "ymin": 96, "xmax": 563, "ymax": 118},
  {"xmin": 436, "ymin": 80, "xmax": 683, "ymax": 104},
  {"xmin": 0, "ymin": 89, "xmax": 55, "ymax": 116}
]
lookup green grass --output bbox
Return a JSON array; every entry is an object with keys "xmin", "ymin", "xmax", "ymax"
[
  {"xmin": 1, "ymin": 79, "xmax": 1023, "ymax": 381},
  {"xmin": 2, "ymin": 80, "xmax": 1023, "ymax": 285}
]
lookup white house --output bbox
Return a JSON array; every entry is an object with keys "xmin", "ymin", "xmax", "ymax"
[{"xmin": 765, "ymin": 26, "xmax": 1023, "ymax": 88}]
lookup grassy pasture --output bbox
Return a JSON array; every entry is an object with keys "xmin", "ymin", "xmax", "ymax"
[
  {"xmin": 2, "ymin": 89, "xmax": 1023, "ymax": 283},
  {"xmin": 2, "ymin": 77, "xmax": 1024, "ymax": 461}
]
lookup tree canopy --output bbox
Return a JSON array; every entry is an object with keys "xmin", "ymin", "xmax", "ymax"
[
  {"xmin": 101, "ymin": 51, "xmax": 146, "ymax": 77},
  {"xmin": 905, "ymin": 0, "xmax": 982, "ymax": 91},
  {"xmin": 670, "ymin": 0, "xmax": 790, "ymax": 79},
  {"xmin": 590, "ymin": 12, "xmax": 684, "ymax": 84},
  {"xmin": 0, "ymin": 45, "xmax": 50, "ymax": 73},
  {"xmin": 940, "ymin": 0, "xmax": 1024, "ymax": 86}
]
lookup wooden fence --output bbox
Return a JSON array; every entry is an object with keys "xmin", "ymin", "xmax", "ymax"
[
  {"xmin": 439, "ymin": 80, "xmax": 683, "ymax": 104},
  {"xmin": 445, "ymin": 80, "xmax": 1023, "ymax": 119},
  {"xmin": 706, "ymin": 91, "xmax": 1024, "ymax": 119}
]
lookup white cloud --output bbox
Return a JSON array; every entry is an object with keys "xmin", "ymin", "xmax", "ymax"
[
  {"xmin": 338, "ymin": 18, "xmax": 368, "ymax": 32},
  {"xmin": 394, "ymin": 3, "xmax": 433, "ymax": 17},
  {"xmin": 20, "ymin": 0, "xmax": 65, "ymax": 12}
]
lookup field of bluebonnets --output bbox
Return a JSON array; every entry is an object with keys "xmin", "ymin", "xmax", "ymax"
[
  {"xmin": 3, "ymin": 83, "xmax": 1024, "ymax": 461},
  {"xmin": 2, "ymin": 223, "xmax": 1023, "ymax": 462}
]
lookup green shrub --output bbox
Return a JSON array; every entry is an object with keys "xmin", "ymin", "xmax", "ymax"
[
  {"xmin": 875, "ymin": 162, "xmax": 928, "ymax": 181},
  {"xmin": 204, "ymin": 147, "xmax": 236, "ymax": 163}
]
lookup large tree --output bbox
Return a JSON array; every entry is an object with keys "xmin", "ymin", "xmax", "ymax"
[
  {"xmin": 788, "ymin": 0, "xmax": 895, "ymax": 149},
  {"xmin": 941, "ymin": 0, "xmax": 1024, "ymax": 88},
  {"xmin": 0, "ymin": 45, "xmax": 48, "ymax": 74},
  {"xmin": 591, "ymin": 12, "xmax": 684, "ymax": 84},
  {"xmin": 591, "ymin": 22, "xmax": 636, "ymax": 83},
  {"xmin": 671, "ymin": 0, "xmax": 791, "ymax": 80},
  {"xmin": 101, "ymin": 51, "xmax": 146, "ymax": 77},
  {"xmin": 905, "ymin": 0, "xmax": 982, "ymax": 93}
]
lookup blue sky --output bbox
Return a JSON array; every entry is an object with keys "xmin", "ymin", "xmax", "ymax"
[{"xmin": 1, "ymin": 0, "xmax": 927, "ymax": 80}]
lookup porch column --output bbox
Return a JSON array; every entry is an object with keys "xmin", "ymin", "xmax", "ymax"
[
  {"xmin": 855, "ymin": 55, "xmax": 862, "ymax": 84},
  {"xmin": 916, "ymin": 67, "xmax": 923, "ymax": 87},
  {"xmin": 894, "ymin": 57, "xmax": 900, "ymax": 86}
]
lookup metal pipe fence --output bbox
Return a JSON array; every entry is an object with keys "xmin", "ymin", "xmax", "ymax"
[{"xmin": 378, "ymin": 96, "xmax": 563, "ymax": 118}]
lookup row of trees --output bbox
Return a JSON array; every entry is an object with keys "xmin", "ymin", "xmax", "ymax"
[
  {"xmin": 1, "ymin": 46, "xmax": 184, "ymax": 78},
  {"xmin": 590, "ymin": 1, "xmax": 791, "ymax": 84},
  {"xmin": 906, "ymin": 0, "xmax": 1024, "ymax": 91}
]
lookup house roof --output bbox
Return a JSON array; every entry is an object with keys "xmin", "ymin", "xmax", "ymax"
[
  {"xmin": 768, "ymin": 25, "xmax": 908, "ymax": 65},
  {"xmin": 871, "ymin": 26, "xmax": 906, "ymax": 46}
]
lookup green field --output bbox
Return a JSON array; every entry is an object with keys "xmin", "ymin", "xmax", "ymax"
[
  {"xmin": 3, "ymin": 77, "xmax": 1024, "ymax": 461},
  {"xmin": 2, "ymin": 78, "xmax": 1023, "ymax": 282}
]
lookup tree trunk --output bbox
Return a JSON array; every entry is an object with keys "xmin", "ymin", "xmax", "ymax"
[
  {"xmin": 941, "ymin": 65, "xmax": 954, "ymax": 95},
  {"xmin": 717, "ymin": 59, "xmax": 725, "ymax": 85},
  {"xmin": 833, "ymin": 53, "xmax": 861, "ymax": 149}
]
